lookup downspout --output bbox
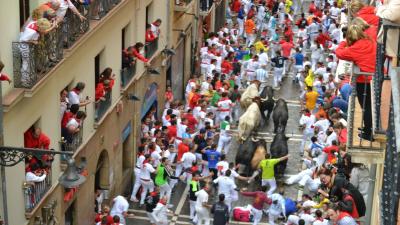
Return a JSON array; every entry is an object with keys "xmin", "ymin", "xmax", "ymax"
[{"xmin": 166, "ymin": 0, "xmax": 171, "ymax": 49}]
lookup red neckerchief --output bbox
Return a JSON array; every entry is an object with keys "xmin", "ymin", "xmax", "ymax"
[
  {"xmin": 337, "ymin": 211, "xmax": 352, "ymax": 221},
  {"xmin": 305, "ymin": 112, "xmax": 312, "ymax": 117},
  {"xmin": 72, "ymin": 88, "xmax": 80, "ymax": 95},
  {"xmin": 27, "ymin": 21, "xmax": 38, "ymax": 31},
  {"xmin": 142, "ymin": 160, "xmax": 149, "ymax": 168}
]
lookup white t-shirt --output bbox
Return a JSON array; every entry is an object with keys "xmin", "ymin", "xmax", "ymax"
[
  {"xmin": 313, "ymin": 219, "xmax": 329, "ymax": 225},
  {"xmin": 57, "ymin": 0, "xmax": 76, "ymax": 19},
  {"xmin": 195, "ymin": 189, "xmax": 209, "ymax": 209},
  {"xmin": 314, "ymin": 119, "xmax": 330, "ymax": 132},
  {"xmin": 136, "ymin": 155, "xmax": 145, "ymax": 168},
  {"xmin": 110, "ymin": 196, "xmax": 129, "ymax": 218},
  {"xmin": 68, "ymin": 90, "xmax": 81, "ymax": 105},
  {"xmin": 20, "ymin": 21, "xmax": 40, "ymax": 42},
  {"xmin": 181, "ymin": 152, "xmax": 196, "ymax": 169},
  {"xmin": 26, "ymin": 172, "xmax": 46, "ymax": 182},
  {"xmin": 151, "ymin": 150, "xmax": 162, "ymax": 167},
  {"xmin": 325, "ymin": 132, "xmax": 337, "ymax": 146},
  {"xmin": 213, "ymin": 176, "xmax": 237, "ymax": 198},
  {"xmin": 299, "ymin": 114, "xmax": 316, "ymax": 129},
  {"xmin": 140, "ymin": 163, "xmax": 155, "ymax": 179}
]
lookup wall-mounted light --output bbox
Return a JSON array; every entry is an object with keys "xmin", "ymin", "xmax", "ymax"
[{"xmin": 126, "ymin": 94, "xmax": 140, "ymax": 101}]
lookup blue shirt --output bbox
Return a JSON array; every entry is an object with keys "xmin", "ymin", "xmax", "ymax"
[
  {"xmin": 205, "ymin": 150, "xmax": 221, "ymax": 169},
  {"xmin": 235, "ymin": 49, "xmax": 250, "ymax": 61},
  {"xmin": 294, "ymin": 53, "xmax": 304, "ymax": 66},
  {"xmin": 332, "ymin": 97, "xmax": 348, "ymax": 113},
  {"xmin": 340, "ymin": 83, "xmax": 352, "ymax": 102}
]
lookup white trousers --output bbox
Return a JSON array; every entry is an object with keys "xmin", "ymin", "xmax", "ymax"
[
  {"xmin": 268, "ymin": 208, "xmax": 282, "ymax": 225},
  {"xmin": 190, "ymin": 200, "xmax": 196, "ymax": 219},
  {"xmin": 273, "ymin": 68, "xmax": 284, "ymax": 88},
  {"xmin": 218, "ymin": 111, "xmax": 231, "ymax": 124},
  {"xmin": 251, "ymin": 206, "xmax": 263, "ymax": 225},
  {"xmin": 159, "ymin": 183, "xmax": 172, "ymax": 203},
  {"xmin": 237, "ymin": 18, "xmax": 244, "ymax": 36},
  {"xmin": 262, "ymin": 178, "xmax": 277, "ymax": 196},
  {"xmin": 246, "ymin": 33, "xmax": 256, "ymax": 47},
  {"xmin": 195, "ymin": 207, "xmax": 211, "ymax": 225},
  {"xmin": 217, "ymin": 134, "xmax": 232, "ymax": 154},
  {"xmin": 300, "ymin": 128, "xmax": 314, "ymax": 154},
  {"xmin": 140, "ymin": 179, "xmax": 155, "ymax": 205},
  {"xmin": 130, "ymin": 168, "xmax": 141, "ymax": 200}
]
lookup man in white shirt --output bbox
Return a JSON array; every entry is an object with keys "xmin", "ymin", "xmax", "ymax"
[
  {"xmin": 150, "ymin": 19, "xmax": 162, "ymax": 38},
  {"xmin": 110, "ymin": 196, "xmax": 131, "ymax": 224},
  {"xmin": 195, "ymin": 186, "xmax": 212, "ymax": 225},
  {"xmin": 325, "ymin": 127, "xmax": 337, "ymax": 146},
  {"xmin": 26, "ymin": 167, "xmax": 47, "ymax": 182},
  {"xmin": 299, "ymin": 109, "xmax": 316, "ymax": 156},
  {"xmin": 268, "ymin": 192, "xmax": 286, "ymax": 225},
  {"xmin": 131, "ymin": 147, "xmax": 146, "ymax": 202},
  {"xmin": 216, "ymin": 155, "xmax": 230, "ymax": 176},
  {"xmin": 139, "ymin": 155, "xmax": 156, "ymax": 206},
  {"xmin": 246, "ymin": 55, "xmax": 261, "ymax": 82},
  {"xmin": 56, "ymin": 0, "xmax": 85, "ymax": 23},
  {"xmin": 213, "ymin": 169, "xmax": 237, "ymax": 211},
  {"xmin": 258, "ymin": 49, "xmax": 269, "ymax": 66},
  {"xmin": 216, "ymin": 92, "xmax": 233, "ymax": 124},
  {"xmin": 313, "ymin": 115, "xmax": 330, "ymax": 133},
  {"xmin": 180, "ymin": 147, "xmax": 197, "ymax": 184},
  {"xmin": 255, "ymin": 64, "xmax": 269, "ymax": 94}
]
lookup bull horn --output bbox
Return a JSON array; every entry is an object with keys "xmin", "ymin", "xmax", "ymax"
[{"xmin": 260, "ymin": 97, "xmax": 268, "ymax": 102}]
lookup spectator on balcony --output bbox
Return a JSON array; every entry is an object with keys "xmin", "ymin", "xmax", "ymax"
[
  {"xmin": 19, "ymin": 18, "xmax": 56, "ymax": 88},
  {"xmin": 63, "ymin": 110, "xmax": 86, "ymax": 140},
  {"xmin": 54, "ymin": 0, "xmax": 86, "ymax": 24},
  {"xmin": 99, "ymin": 67, "xmax": 116, "ymax": 92},
  {"xmin": 349, "ymin": 0, "xmax": 379, "ymax": 27},
  {"xmin": 146, "ymin": 24, "xmax": 157, "ymax": 43},
  {"xmin": 151, "ymin": 19, "xmax": 162, "ymax": 38},
  {"xmin": 60, "ymin": 89, "xmax": 69, "ymax": 119},
  {"xmin": 165, "ymin": 86, "xmax": 174, "ymax": 109},
  {"xmin": 24, "ymin": 127, "xmax": 53, "ymax": 171},
  {"xmin": 122, "ymin": 48, "xmax": 136, "ymax": 69},
  {"xmin": 0, "ymin": 60, "xmax": 11, "ymax": 84},
  {"xmin": 376, "ymin": 0, "xmax": 400, "ymax": 60},
  {"xmin": 68, "ymin": 82, "xmax": 91, "ymax": 107},
  {"xmin": 61, "ymin": 104, "xmax": 79, "ymax": 127},
  {"xmin": 127, "ymin": 42, "xmax": 149, "ymax": 64},
  {"xmin": 95, "ymin": 79, "xmax": 110, "ymax": 102},
  {"xmin": 335, "ymin": 23, "xmax": 376, "ymax": 141},
  {"xmin": 25, "ymin": 163, "xmax": 47, "ymax": 182}
]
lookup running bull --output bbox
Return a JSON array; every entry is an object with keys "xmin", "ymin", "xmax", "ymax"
[
  {"xmin": 270, "ymin": 131, "xmax": 289, "ymax": 180},
  {"xmin": 260, "ymin": 86, "xmax": 275, "ymax": 122},
  {"xmin": 272, "ymin": 98, "xmax": 289, "ymax": 133},
  {"xmin": 235, "ymin": 137, "xmax": 267, "ymax": 176},
  {"xmin": 238, "ymin": 98, "xmax": 262, "ymax": 142},
  {"xmin": 240, "ymin": 80, "xmax": 260, "ymax": 109}
]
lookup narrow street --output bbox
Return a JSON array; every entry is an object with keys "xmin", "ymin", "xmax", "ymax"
[{"xmin": 127, "ymin": 72, "xmax": 306, "ymax": 225}]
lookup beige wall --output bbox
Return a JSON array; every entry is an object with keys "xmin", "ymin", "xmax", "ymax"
[{"xmin": 0, "ymin": 0, "xmax": 173, "ymax": 224}]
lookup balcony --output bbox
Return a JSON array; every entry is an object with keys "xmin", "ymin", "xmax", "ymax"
[
  {"xmin": 60, "ymin": 127, "xmax": 84, "ymax": 154},
  {"xmin": 199, "ymin": 0, "xmax": 214, "ymax": 17},
  {"xmin": 12, "ymin": 0, "xmax": 122, "ymax": 89},
  {"xmin": 145, "ymin": 38, "xmax": 159, "ymax": 59},
  {"xmin": 95, "ymin": 91, "xmax": 112, "ymax": 122},
  {"xmin": 174, "ymin": 0, "xmax": 194, "ymax": 12},
  {"xmin": 23, "ymin": 170, "xmax": 52, "ymax": 212},
  {"xmin": 346, "ymin": 65, "xmax": 385, "ymax": 164},
  {"xmin": 120, "ymin": 62, "xmax": 137, "ymax": 88}
]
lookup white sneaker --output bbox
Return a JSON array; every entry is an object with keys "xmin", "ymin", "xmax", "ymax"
[{"xmin": 130, "ymin": 197, "xmax": 139, "ymax": 202}]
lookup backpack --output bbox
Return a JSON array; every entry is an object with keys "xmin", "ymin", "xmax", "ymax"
[{"xmin": 233, "ymin": 207, "xmax": 253, "ymax": 222}]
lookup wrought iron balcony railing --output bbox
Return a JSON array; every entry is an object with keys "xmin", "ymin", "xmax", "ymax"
[
  {"xmin": 199, "ymin": 0, "xmax": 214, "ymax": 15},
  {"xmin": 23, "ymin": 170, "xmax": 52, "ymax": 212},
  {"xmin": 95, "ymin": 91, "xmax": 112, "ymax": 122},
  {"xmin": 120, "ymin": 62, "xmax": 136, "ymax": 88},
  {"xmin": 60, "ymin": 126, "xmax": 84, "ymax": 155},
  {"xmin": 12, "ymin": 0, "xmax": 121, "ymax": 89},
  {"xmin": 145, "ymin": 38, "xmax": 159, "ymax": 59}
]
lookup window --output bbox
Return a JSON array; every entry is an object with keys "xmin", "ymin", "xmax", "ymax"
[
  {"xmin": 146, "ymin": 3, "xmax": 153, "ymax": 25},
  {"xmin": 19, "ymin": 0, "xmax": 30, "ymax": 28},
  {"xmin": 122, "ymin": 27, "xmax": 126, "ymax": 50},
  {"xmin": 95, "ymin": 53, "xmax": 101, "ymax": 84},
  {"xmin": 65, "ymin": 201, "xmax": 75, "ymax": 225}
]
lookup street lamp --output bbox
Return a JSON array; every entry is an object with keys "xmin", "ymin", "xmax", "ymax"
[{"xmin": 0, "ymin": 146, "xmax": 86, "ymax": 224}]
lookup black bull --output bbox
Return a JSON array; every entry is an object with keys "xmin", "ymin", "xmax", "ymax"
[
  {"xmin": 272, "ymin": 98, "xmax": 289, "ymax": 133},
  {"xmin": 260, "ymin": 86, "xmax": 275, "ymax": 121},
  {"xmin": 235, "ymin": 138, "xmax": 267, "ymax": 176},
  {"xmin": 270, "ymin": 132, "xmax": 289, "ymax": 179}
]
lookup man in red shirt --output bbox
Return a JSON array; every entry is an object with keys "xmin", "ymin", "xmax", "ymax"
[
  {"xmin": 323, "ymin": 140, "xmax": 339, "ymax": 164},
  {"xmin": 24, "ymin": 127, "xmax": 52, "ymax": 171},
  {"xmin": 170, "ymin": 138, "xmax": 190, "ymax": 190},
  {"xmin": 231, "ymin": 0, "xmax": 241, "ymax": 13},
  {"xmin": 184, "ymin": 109, "xmax": 198, "ymax": 133},
  {"xmin": 167, "ymin": 120, "xmax": 177, "ymax": 141},
  {"xmin": 315, "ymin": 29, "xmax": 331, "ymax": 49},
  {"xmin": 240, "ymin": 186, "xmax": 272, "ymax": 224},
  {"xmin": 280, "ymin": 37, "xmax": 294, "ymax": 75}
]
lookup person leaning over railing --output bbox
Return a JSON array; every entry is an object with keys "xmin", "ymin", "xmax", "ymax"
[
  {"xmin": 0, "ymin": 60, "xmax": 12, "ymax": 84},
  {"xmin": 53, "ymin": 0, "xmax": 86, "ymax": 24},
  {"xmin": 376, "ymin": 0, "xmax": 400, "ymax": 62},
  {"xmin": 334, "ymin": 23, "xmax": 377, "ymax": 141},
  {"xmin": 19, "ymin": 18, "xmax": 57, "ymax": 87}
]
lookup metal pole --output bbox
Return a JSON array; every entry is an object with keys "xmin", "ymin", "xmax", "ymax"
[{"xmin": 0, "ymin": 82, "xmax": 8, "ymax": 225}]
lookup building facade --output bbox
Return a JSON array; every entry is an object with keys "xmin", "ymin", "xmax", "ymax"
[{"xmin": 0, "ymin": 0, "xmax": 200, "ymax": 224}]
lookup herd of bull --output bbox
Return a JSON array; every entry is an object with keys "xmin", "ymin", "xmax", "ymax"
[{"xmin": 235, "ymin": 81, "xmax": 290, "ymax": 181}]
